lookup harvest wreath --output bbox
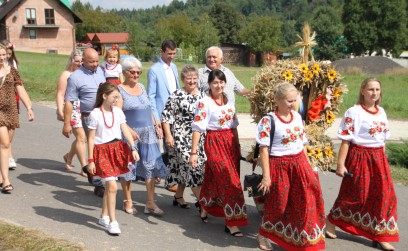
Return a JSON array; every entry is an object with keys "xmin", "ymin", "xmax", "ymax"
[{"xmin": 247, "ymin": 24, "xmax": 348, "ymax": 171}]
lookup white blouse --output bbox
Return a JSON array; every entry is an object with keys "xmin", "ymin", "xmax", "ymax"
[
  {"xmin": 337, "ymin": 105, "xmax": 390, "ymax": 147},
  {"xmin": 88, "ymin": 106, "xmax": 127, "ymax": 145},
  {"xmin": 255, "ymin": 111, "xmax": 307, "ymax": 156},
  {"xmin": 103, "ymin": 62, "xmax": 122, "ymax": 78},
  {"xmin": 192, "ymin": 95, "xmax": 239, "ymax": 133}
]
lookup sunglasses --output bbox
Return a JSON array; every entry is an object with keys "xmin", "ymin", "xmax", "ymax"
[{"xmin": 128, "ymin": 70, "xmax": 142, "ymax": 75}]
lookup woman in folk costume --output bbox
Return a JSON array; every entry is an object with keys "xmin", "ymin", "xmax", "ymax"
[
  {"xmin": 189, "ymin": 69, "xmax": 247, "ymax": 237},
  {"xmin": 256, "ymin": 82, "xmax": 325, "ymax": 251},
  {"xmin": 326, "ymin": 78, "xmax": 399, "ymax": 251}
]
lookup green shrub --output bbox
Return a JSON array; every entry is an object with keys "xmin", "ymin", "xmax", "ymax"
[{"xmin": 386, "ymin": 139, "xmax": 408, "ymax": 168}]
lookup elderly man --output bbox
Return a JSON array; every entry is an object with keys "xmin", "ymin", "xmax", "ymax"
[
  {"xmin": 147, "ymin": 39, "xmax": 179, "ymax": 192},
  {"xmin": 63, "ymin": 48, "xmax": 106, "ymax": 197},
  {"xmin": 198, "ymin": 46, "xmax": 250, "ymax": 104}
]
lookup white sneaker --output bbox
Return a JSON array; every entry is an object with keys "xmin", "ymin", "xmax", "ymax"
[
  {"xmin": 97, "ymin": 216, "xmax": 110, "ymax": 228},
  {"xmin": 108, "ymin": 221, "xmax": 121, "ymax": 235},
  {"xmin": 9, "ymin": 158, "xmax": 16, "ymax": 169}
]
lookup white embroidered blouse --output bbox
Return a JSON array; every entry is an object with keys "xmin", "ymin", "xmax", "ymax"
[
  {"xmin": 337, "ymin": 105, "xmax": 390, "ymax": 147},
  {"xmin": 103, "ymin": 62, "xmax": 122, "ymax": 78},
  {"xmin": 255, "ymin": 111, "xmax": 307, "ymax": 156},
  {"xmin": 192, "ymin": 95, "xmax": 239, "ymax": 133}
]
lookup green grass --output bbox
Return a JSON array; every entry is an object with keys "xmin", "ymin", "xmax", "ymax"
[{"xmin": 16, "ymin": 51, "xmax": 408, "ymax": 118}]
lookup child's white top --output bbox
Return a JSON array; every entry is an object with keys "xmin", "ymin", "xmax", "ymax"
[
  {"xmin": 256, "ymin": 111, "xmax": 308, "ymax": 156},
  {"xmin": 337, "ymin": 105, "xmax": 390, "ymax": 147},
  {"xmin": 191, "ymin": 95, "xmax": 239, "ymax": 133},
  {"xmin": 88, "ymin": 106, "xmax": 127, "ymax": 144},
  {"xmin": 103, "ymin": 61, "xmax": 122, "ymax": 78}
]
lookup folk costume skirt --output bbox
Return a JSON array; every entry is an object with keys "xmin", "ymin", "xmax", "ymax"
[
  {"xmin": 259, "ymin": 151, "xmax": 325, "ymax": 251},
  {"xmin": 92, "ymin": 139, "xmax": 133, "ymax": 181},
  {"xmin": 328, "ymin": 143, "xmax": 399, "ymax": 242},
  {"xmin": 199, "ymin": 129, "xmax": 248, "ymax": 227}
]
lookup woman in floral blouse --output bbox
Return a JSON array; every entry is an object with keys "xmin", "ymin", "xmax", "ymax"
[
  {"xmin": 189, "ymin": 69, "xmax": 247, "ymax": 237},
  {"xmin": 326, "ymin": 78, "xmax": 398, "ymax": 251},
  {"xmin": 161, "ymin": 65, "xmax": 206, "ymax": 209},
  {"xmin": 255, "ymin": 82, "xmax": 325, "ymax": 251}
]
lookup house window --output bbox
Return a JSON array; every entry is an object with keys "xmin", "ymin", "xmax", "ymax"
[
  {"xmin": 45, "ymin": 9, "xmax": 55, "ymax": 25},
  {"xmin": 29, "ymin": 29, "xmax": 37, "ymax": 39},
  {"xmin": 25, "ymin": 8, "xmax": 36, "ymax": 24}
]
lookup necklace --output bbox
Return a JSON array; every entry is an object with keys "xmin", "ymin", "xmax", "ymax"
[
  {"xmin": 100, "ymin": 106, "xmax": 114, "ymax": 128},
  {"xmin": 361, "ymin": 104, "xmax": 379, "ymax": 115},
  {"xmin": 105, "ymin": 62, "xmax": 117, "ymax": 70},
  {"xmin": 275, "ymin": 108, "xmax": 293, "ymax": 124},
  {"xmin": 211, "ymin": 94, "xmax": 224, "ymax": 106}
]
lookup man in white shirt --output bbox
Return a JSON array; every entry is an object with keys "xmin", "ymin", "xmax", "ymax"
[
  {"xmin": 147, "ymin": 39, "xmax": 179, "ymax": 192},
  {"xmin": 198, "ymin": 46, "xmax": 250, "ymax": 105}
]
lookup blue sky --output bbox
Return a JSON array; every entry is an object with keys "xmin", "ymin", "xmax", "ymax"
[{"xmin": 69, "ymin": 0, "xmax": 183, "ymax": 10}]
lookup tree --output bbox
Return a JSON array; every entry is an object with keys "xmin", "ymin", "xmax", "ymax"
[
  {"xmin": 342, "ymin": 0, "xmax": 380, "ymax": 55},
  {"xmin": 377, "ymin": 0, "xmax": 407, "ymax": 56},
  {"xmin": 208, "ymin": 2, "xmax": 243, "ymax": 43},
  {"xmin": 311, "ymin": 6, "xmax": 346, "ymax": 60},
  {"xmin": 239, "ymin": 16, "xmax": 282, "ymax": 53}
]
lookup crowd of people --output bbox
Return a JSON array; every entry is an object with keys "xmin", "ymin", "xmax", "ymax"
[{"xmin": 1, "ymin": 39, "xmax": 399, "ymax": 250}]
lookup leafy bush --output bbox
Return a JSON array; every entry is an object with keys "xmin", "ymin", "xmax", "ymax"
[{"xmin": 386, "ymin": 139, "xmax": 408, "ymax": 168}]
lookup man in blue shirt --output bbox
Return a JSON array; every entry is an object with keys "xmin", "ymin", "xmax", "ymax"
[{"xmin": 63, "ymin": 48, "xmax": 106, "ymax": 197}]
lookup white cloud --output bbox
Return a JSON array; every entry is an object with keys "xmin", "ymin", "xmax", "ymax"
[{"xmin": 70, "ymin": 0, "xmax": 179, "ymax": 10}]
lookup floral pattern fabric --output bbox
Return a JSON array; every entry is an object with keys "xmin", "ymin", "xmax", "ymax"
[
  {"xmin": 192, "ymin": 96, "xmax": 238, "ymax": 133},
  {"xmin": 256, "ymin": 112, "xmax": 307, "ymax": 156},
  {"xmin": 328, "ymin": 143, "xmax": 399, "ymax": 242},
  {"xmin": 161, "ymin": 89, "xmax": 206, "ymax": 187},
  {"xmin": 337, "ymin": 105, "xmax": 390, "ymax": 147}
]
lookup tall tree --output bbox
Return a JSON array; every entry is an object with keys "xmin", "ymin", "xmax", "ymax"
[
  {"xmin": 311, "ymin": 6, "xmax": 346, "ymax": 60},
  {"xmin": 208, "ymin": 2, "xmax": 243, "ymax": 43},
  {"xmin": 239, "ymin": 16, "xmax": 282, "ymax": 53},
  {"xmin": 342, "ymin": 0, "xmax": 380, "ymax": 55}
]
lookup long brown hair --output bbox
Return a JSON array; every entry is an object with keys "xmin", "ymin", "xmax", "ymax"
[
  {"xmin": 94, "ymin": 82, "xmax": 119, "ymax": 108},
  {"xmin": 356, "ymin": 77, "xmax": 382, "ymax": 105}
]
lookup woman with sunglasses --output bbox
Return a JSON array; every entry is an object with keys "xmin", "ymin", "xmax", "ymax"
[{"xmin": 116, "ymin": 57, "xmax": 167, "ymax": 216}]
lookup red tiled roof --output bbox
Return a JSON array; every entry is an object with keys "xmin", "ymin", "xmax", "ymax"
[
  {"xmin": 92, "ymin": 33, "xmax": 129, "ymax": 44},
  {"xmin": 84, "ymin": 33, "xmax": 95, "ymax": 42}
]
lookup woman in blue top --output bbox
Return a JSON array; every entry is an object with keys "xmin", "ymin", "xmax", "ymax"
[{"xmin": 117, "ymin": 57, "xmax": 168, "ymax": 216}]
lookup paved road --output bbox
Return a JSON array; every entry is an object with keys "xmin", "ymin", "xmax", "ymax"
[{"xmin": 1, "ymin": 103, "xmax": 407, "ymax": 251}]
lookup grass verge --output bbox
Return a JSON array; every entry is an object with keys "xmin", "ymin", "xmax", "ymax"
[{"xmin": 0, "ymin": 220, "xmax": 84, "ymax": 251}]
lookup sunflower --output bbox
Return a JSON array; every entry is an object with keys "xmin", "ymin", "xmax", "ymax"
[
  {"xmin": 300, "ymin": 63, "xmax": 308, "ymax": 73},
  {"xmin": 326, "ymin": 111, "xmax": 335, "ymax": 124},
  {"xmin": 312, "ymin": 63, "xmax": 320, "ymax": 74},
  {"xmin": 304, "ymin": 71, "xmax": 314, "ymax": 81},
  {"xmin": 306, "ymin": 146, "xmax": 314, "ymax": 156},
  {"xmin": 314, "ymin": 147, "xmax": 322, "ymax": 159},
  {"xmin": 333, "ymin": 88, "xmax": 342, "ymax": 97},
  {"xmin": 324, "ymin": 146, "xmax": 334, "ymax": 158},
  {"xmin": 283, "ymin": 70, "xmax": 293, "ymax": 80},
  {"xmin": 328, "ymin": 69, "xmax": 337, "ymax": 80}
]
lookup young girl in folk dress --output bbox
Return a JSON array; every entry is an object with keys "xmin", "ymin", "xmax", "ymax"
[
  {"xmin": 326, "ymin": 78, "xmax": 399, "ymax": 251},
  {"xmin": 87, "ymin": 82, "xmax": 139, "ymax": 235},
  {"xmin": 102, "ymin": 45, "xmax": 123, "ymax": 86}
]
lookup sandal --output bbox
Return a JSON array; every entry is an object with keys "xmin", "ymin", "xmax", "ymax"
[
  {"xmin": 1, "ymin": 184, "xmax": 14, "ymax": 194},
  {"xmin": 325, "ymin": 218, "xmax": 337, "ymax": 239},
  {"xmin": 173, "ymin": 196, "xmax": 190, "ymax": 209},
  {"xmin": 123, "ymin": 200, "xmax": 138, "ymax": 215},
  {"xmin": 224, "ymin": 225, "xmax": 243, "ymax": 237},
  {"xmin": 257, "ymin": 234, "xmax": 273, "ymax": 250},
  {"xmin": 144, "ymin": 206, "xmax": 164, "ymax": 216},
  {"xmin": 63, "ymin": 153, "xmax": 74, "ymax": 171}
]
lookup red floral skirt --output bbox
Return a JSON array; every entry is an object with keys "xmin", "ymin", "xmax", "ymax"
[
  {"xmin": 106, "ymin": 78, "xmax": 121, "ymax": 86},
  {"xmin": 92, "ymin": 140, "xmax": 133, "ymax": 180},
  {"xmin": 199, "ymin": 129, "xmax": 247, "ymax": 227},
  {"xmin": 259, "ymin": 151, "xmax": 325, "ymax": 251},
  {"xmin": 328, "ymin": 143, "xmax": 399, "ymax": 242}
]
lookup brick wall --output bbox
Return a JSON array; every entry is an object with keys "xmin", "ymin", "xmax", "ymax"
[{"xmin": 6, "ymin": 0, "xmax": 76, "ymax": 55}]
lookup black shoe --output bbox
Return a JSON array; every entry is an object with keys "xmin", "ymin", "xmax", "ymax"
[
  {"xmin": 173, "ymin": 196, "xmax": 190, "ymax": 209},
  {"xmin": 94, "ymin": 186, "xmax": 105, "ymax": 197},
  {"xmin": 224, "ymin": 225, "xmax": 243, "ymax": 237},
  {"xmin": 82, "ymin": 165, "xmax": 93, "ymax": 184}
]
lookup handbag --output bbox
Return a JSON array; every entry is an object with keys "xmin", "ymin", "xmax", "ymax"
[{"xmin": 243, "ymin": 114, "xmax": 275, "ymax": 198}]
